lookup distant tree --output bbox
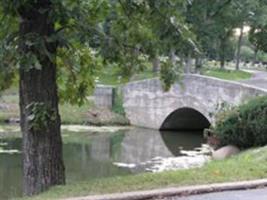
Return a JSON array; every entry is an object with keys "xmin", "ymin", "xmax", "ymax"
[
  {"xmin": 101, "ymin": 0, "xmax": 197, "ymax": 88},
  {"xmin": 185, "ymin": 0, "xmax": 237, "ymax": 69},
  {"xmin": 229, "ymin": 0, "xmax": 259, "ymax": 70},
  {"xmin": 248, "ymin": 0, "xmax": 267, "ymax": 62}
]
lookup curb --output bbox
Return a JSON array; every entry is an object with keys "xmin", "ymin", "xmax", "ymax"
[{"xmin": 64, "ymin": 179, "xmax": 267, "ymax": 200}]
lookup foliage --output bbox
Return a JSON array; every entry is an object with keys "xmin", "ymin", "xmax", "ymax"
[
  {"xmin": 249, "ymin": 27, "xmax": 267, "ymax": 53},
  {"xmin": 0, "ymin": 0, "xmax": 111, "ymax": 105},
  {"xmin": 56, "ymin": 46, "xmax": 101, "ymax": 106},
  {"xmin": 240, "ymin": 46, "xmax": 254, "ymax": 61},
  {"xmin": 213, "ymin": 96, "xmax": 267, "ymax": 149},
  {"xmin": 185, "ymin": 0, "xmax": 266, "ymax": 67},
  {"xmin": 257, "ymin": 51, "xmax": 267, "ymax": 62},
  {"xmin": 0, "ymin": 0, "xmax": 199, "ymax": 100},
  {"xmin": 248, "ymin": 0, "xmax": 267, "ymax": 53},
  {"xmin": 26, "ymin": 102, "xmax": 57, "ymax": 132},
  {"xmin": 185, "ymin": 0, "xmax": 235, "ymax": 60},
  {"xmin": 112, "ymin": 88, "xmax": 125, "ymax": 115},
  {"xmin": 101, "ymin": 0, "xmax": 198, "ymax": 81},
  {"xmin": 160, "ymin": 60, "xmax": 182, "ymax": 91}
]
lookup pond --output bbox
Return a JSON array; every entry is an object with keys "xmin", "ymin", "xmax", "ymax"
[{"xmin": 0, "ymin": 126, "xmax": 207, "ymax": 199}]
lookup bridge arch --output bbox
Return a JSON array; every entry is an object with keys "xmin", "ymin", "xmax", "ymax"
[
  {"xmin": 123, "ymin": 75, "xmax": 267, "ymax": 129},
  {"xmin": 160, "ymin": 107, "xmax": 211, "ymax": 131}
]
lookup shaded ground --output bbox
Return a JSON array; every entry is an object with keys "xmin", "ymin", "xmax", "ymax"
[{"xmin": 156, "ymin": 188, "xmax": 267, "ymax": 200}]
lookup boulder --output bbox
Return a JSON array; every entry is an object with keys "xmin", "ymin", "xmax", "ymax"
[{"xmin": 212, "ymin": 145, "xmax": 240, "ymax": 160}]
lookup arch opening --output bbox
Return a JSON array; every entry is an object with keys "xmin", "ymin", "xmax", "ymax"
[{"xmin": 160, "ymin": 107, "xmax": 211, "ymax": 131}]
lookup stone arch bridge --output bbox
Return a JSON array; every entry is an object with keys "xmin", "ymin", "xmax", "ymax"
[{"xmin": 122, "ymin": 74, "xmax": 267, "ymax": 130}]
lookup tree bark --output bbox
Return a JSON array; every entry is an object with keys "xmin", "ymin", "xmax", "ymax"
[
  {"xmin": 195, "ymin": 57, "xmax": 203, "ymax": 74},
  {"xmin": 169, "ymin": 49, "xmax": 176, "ymax": 66},
  {"xmin": 152, "ymin": 56, "xmax": 160, "ymax": 74},
  {"xmin": 235, "ymin": 25, "xmax": 244, "ymax": 70},
  {"xmin": 184, "ymin": 55, "xmax": 192, "ymax": 74},
  {"xmin": 219, "ymin": 38, "xmax": 226, "ymax": 69},
  {"xmin": 253, "ymin": 48, "xmax": 258, "ymax": 66},
  {"xmin": 19, "ymin": 0, "xmax": 65, "ymax": 196}
]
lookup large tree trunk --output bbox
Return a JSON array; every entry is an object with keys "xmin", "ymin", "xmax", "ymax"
[
  {"xmin": 19, "ymin": 0, "xmax": 65, "ymax": 196},
  {"xmin": 235, "ymin": 25, "xmax": 244, "ymax": 70}
]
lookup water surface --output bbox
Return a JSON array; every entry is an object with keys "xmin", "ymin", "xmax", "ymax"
[{"xmin": 0, "ymin": 127, "xmax": 205, "ymax": 199}]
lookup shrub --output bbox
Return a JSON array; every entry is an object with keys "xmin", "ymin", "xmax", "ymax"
[
  {"xmin": 112, "ymin": 87, "xmax": 126, "ymax": 115},
  {"xmin": 257, "ymin": 51, "xmax": 267, "ymax": 63},
  {"xmin": 213, "ymin": 96, "xmax": 267, "ymax": 149},
  {"xmin": 240, "ymin": 46, "xmax": 254, "ymax": 61}
]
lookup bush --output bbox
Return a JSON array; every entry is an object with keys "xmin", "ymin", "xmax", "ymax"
[
  {"xmin": 257, "ymin": 51, "xmax": 267, "ymax": 63},
  {"xmin": 213, "ymin": 96, "xmax": 267, "ymax": 149},
  {"xmin": 112, "ymin": 87, "xmax": 126, "ymax": 115}
]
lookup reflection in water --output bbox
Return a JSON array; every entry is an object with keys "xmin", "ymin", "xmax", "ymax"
[
  {"xmin": 119, "ymin": 128, "xmax": 173, "ymax": 164},
  {"xmin": 0, "ymin": 127, "xmax": 205, "ymax": 199},
  {"xmin": 116, "ymin": 129, "xmax": 207, "ymax": 173},
  {"xmin": 0, "ymin": 139, "xmax": 22, "ymax": 200},
  {"xmin": 90, "ymin": 135, "xmax": 111, "ymax": 161},
  {"xmin": 160, "ymin": 130, "xmax": 205, "ymax": 156}
]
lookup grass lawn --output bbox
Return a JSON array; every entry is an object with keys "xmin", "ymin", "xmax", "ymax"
[
  {"xmin": 97, "ymin": 63, "xmax": 253, "ymax": 86},
  {"xmin": 59, "ymin": 102, "xmax": 93, "ymax": 125},
  {"xmin": 17, "ymin": 146, "xmax": 267, "ymax": 200},
  {"xmin": 97, "ymin": 66, "xmax": 252, "ymax": 86},
  {"xmin": 203, "ymin": 68, "xmax": 252, "ymax": 81},
  {"xmin": 96, "ymin": 65, "xmax": 157, "ymax": 86},
  {"xmin": 0, "ymin": 94, "xmax": 129, "ymax": 127},
  {"xmin": 0, "ymin": 93, "xmax": 93, "ymax": 125},
  {"xmin": 0, "ymin": 87, "xmax": 100, "ymax": 125},
  {"xmin": 0, "ymin": 86, "xmax": 130, "ymax": 125}
]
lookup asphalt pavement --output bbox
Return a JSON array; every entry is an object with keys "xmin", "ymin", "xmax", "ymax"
[
  {"xmin": 155, "ymin": 188, "xmax": 267, "ymax": 200},
  {"xmin": 240, "ymin": 69, "xmax": 267, "ymax": 89}
]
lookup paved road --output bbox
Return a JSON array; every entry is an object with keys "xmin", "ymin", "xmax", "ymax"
[
  {"xmin": 155, "ymin": 188, "xmax": 267, "ymax": 200},
  {"xmin": 240, "ymin": 69, "xmax": 267, "ymax": 89}
]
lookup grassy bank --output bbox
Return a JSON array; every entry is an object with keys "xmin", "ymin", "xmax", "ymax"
[
  {"xmin": 0, "ymin": 94, "xmax": 93, "ymax": 124},
  {"xmin": 0, "ymin": 91, "xmax": 129, "ymax": 126},
  {"xmin": 18, "ymin": 146, "xmax": 267, "ymax": 200},
  {"xmin": 203, "ymin": 68, "xmax": 252, "ymax": 81},
  {"xmin": 96, "ymin": 63, "xmax": 157, "ymax": 86}
]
